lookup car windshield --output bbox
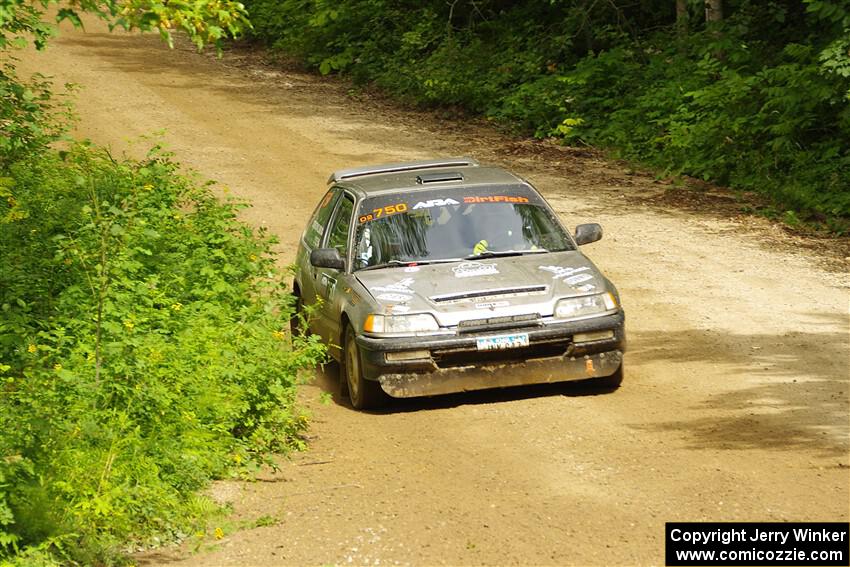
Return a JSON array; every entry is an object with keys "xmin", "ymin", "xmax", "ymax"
[{"xmin": 353, "ymin": 186, "xmax": 573, "ymax": 271}]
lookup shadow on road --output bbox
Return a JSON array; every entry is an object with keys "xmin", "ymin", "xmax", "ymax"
[
  {"xmin": 51, "ymin": 32, "xmax": 442, "ymax": 165},
  {"xmin": 626, "ymin": 313, "xmax": 848, "ymax": 458},
  {"xmin": 309, "ymin": 312, "xmax": 849, "ymax": 457}
]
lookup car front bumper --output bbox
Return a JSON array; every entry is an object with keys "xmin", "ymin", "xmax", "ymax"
[{"xmin": 355, "ymin": 311, "xmax": 626, "ymax": 398}]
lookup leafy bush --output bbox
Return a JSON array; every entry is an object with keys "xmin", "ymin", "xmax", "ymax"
[
  {"xmin": 0, "ymin": 0, "xmax": 325, "ymax": 563},
  {"xmin": 0, "ymin": 144, "xmax": 325, "ymax": 564},
  {"xmin": 241, "ymin": 0, "xmax": 850, "ymax": 230},
  {"xmin": 0, "ymin": 64, "xmax": 72, "ymax": 168},
  {"xmin": 542, "ymin": 28, "xmax": 850, "ymax": 225}
]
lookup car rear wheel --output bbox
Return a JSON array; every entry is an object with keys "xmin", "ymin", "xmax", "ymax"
[{"xmin": 343, "ymin": 325, "xmax": 386, "ymax": 410}]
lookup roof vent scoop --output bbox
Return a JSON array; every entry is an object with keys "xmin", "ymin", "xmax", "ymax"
[{"xmin": 416, "ymin": 172, "xmax": 464, "ymax": 184}]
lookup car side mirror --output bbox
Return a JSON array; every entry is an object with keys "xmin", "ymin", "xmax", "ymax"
[
  {"xmin": 310, "ymin": 248, "xmax": 345, "ymax": 270},
  {"xmin": 574, "ymin": 223, "xmax": 603, "ymax": 246}
]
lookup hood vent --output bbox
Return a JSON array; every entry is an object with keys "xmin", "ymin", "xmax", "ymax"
[{"xmin": 430, "ymin": 285, "xmax": 547, "ymax": 304}]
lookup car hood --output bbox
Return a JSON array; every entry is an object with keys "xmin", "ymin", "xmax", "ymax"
[{"xmin": 354, "ymin": 251, "xmax": 607, "ymax": 327}]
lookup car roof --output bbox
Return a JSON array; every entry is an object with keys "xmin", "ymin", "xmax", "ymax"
[{"xmin": 328, "ymin": 158, "xmax": 527, "ymax": 197}]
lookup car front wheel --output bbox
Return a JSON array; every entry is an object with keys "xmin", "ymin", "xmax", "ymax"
[
  {"xmin": 290, "ymin": 292, "xmax": 303, "ymax": 338},
  {"xmin": 343, "ymin": 325, "xmax": 386, "ymax": 410}
]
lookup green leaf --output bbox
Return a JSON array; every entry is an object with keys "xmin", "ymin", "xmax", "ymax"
[{"xmin": 56, "ymin": 8, "xmax": 83, "ymax": 28}]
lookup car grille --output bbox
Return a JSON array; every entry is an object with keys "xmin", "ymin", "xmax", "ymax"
[
  {"xmin": 432, "ymin": 337, "xmax": 570, "ymax": 369},
  {"xmin": 457, "ymin": 313, "xmax": 541, "ymax": 333}
]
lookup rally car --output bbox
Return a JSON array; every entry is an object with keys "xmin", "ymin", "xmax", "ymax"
[{"xmin": 292, "ymin": 158, "xmax": 626, "ymax": 409}]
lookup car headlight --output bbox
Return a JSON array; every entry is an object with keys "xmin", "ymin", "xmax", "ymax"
[
  {"xmin": 363, "ymin": 313, "xmax": 440, "ymax": 335},
  {"xmin": 554, "ymin": 292, "xmax": 617, "ymax": 320}
]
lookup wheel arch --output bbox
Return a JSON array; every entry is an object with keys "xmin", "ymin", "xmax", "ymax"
[{"xmin": 340, "ymin": 310, "xmax": 352, "ymax": 337}]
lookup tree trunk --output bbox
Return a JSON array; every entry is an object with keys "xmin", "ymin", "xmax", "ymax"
[
  {"xmin": 705, "ymin": 0, "xmax": 723, "ymax": 22},
  {"xmin": 676, "ymin": 0, "xmax": 688, "ymax": 36}
]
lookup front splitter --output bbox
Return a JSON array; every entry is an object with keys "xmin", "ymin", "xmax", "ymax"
[{"xmin": 377, "ymin": 350, "xmax": 623, "ymax": 398}]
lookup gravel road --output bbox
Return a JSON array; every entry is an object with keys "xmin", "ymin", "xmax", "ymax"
[{"xmin": 17, "ymin": 21, "xmax": 850, "ymax": 566}]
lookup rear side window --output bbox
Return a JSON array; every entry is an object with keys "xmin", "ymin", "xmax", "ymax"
[{"xmin": 304, "ymin": 187, "xmax": 341, "ymax": 248}]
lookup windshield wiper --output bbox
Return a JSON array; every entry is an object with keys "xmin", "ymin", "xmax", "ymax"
[
  {"xmin": 359, "ymin": 250, "xmax": 549, "ymax": 271},
  {"xmin": 416, "ymin": 258, "xmax": 465, "ymax": 265},
  {"xmin": 358, "ymin": 260, "xmax": 411, "ymax": 272},
  {"xmin": 463, "ymin": 249, "xmax": 548, "ymax": 260}
]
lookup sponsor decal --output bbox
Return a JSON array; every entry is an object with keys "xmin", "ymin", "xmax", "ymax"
[
  {"xmin": 564, "ymin": 273, "xmax": 593, "ymax": 285},
  {"xmin": 475, "ymin": 301, "xmax": 510, "ymax": 309},
  {"xmin": 539, "ymin": 265, "xmax": 590, "ymax": 280},
  {"xmin": 311, "ymin": 219, "xmax": 324, "ymax": 237},
  {"xmin": 371, "ymin": 277, "xmax": 415, "ymax": 295},
  {"xmin": 404, "ymin": 266, "xmax": 420, "ymax": 273},
  {"xmin": 386, "ymin": 304, "xmax": 410, "ymax": 313},
  {"xmin": 540, "ymin": 265, "xmax": 596, "ymax": 288},
  {"xmin": 463, "ymin": 195, "xmax": 529, "ymax": 204},
  {"xmin": 452, "ymin": 261, "xmax": 500, "ymax": 278},
  {"xmin": 376, "ymin": 293, "xmax": 411, "ymax": 303},
  {"xmin": 412, "ymin": 198, "xmax": 460, "ymax": 209},
  {"xmin": 320, "ymin": 273, "xmax": 337, "ymax": 296}
]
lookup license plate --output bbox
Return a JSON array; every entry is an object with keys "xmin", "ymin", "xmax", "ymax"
[{"xmin": 476, "ymin": 332, "xmax": 530, "ymax": 351}]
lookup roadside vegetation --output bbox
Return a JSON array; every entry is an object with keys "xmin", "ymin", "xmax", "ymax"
[
  {"xmin": 1, "ymin": 2, "xmax": 324, "ymax": 565},
  {"xmin": 241, "ymin": 0, "xmax": 850, "ymax": 232}
]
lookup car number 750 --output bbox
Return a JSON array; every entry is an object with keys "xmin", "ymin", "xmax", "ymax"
[{"xmin": 359, "ymin": 202, "xmax": 408, "ymax": 223}]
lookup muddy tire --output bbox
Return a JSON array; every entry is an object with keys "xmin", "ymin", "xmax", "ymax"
[
  {"xmin": 343, "ymin": 324, "xmax": 386, "ymax": 410},
  {"xmin": 290, "ymin": 291, "xmax": 304, "ymax": 338}
]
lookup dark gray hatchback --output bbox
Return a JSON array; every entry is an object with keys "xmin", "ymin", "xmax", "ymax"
[{"xmin": 292, "ymin": 158, "xmax": 626, "ymax": 409}]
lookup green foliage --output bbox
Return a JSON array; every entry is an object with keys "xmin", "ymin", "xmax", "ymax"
[
  {"xmin": 0, "ymin": 0, "xmax": 319, "ymax": 562},
  {"xmin": 543, "ymin": 27, "xmax": 850, "ymax": 223},
  {"xmin": 0, "ymin": 0, "xmax": 251, "ymax": 51},
  {"xmin": 0, "ymin": 64, "xmax": 73, "ymax": 169},
  {"xmin": 242, "ymin": 0, "xmax": 850, "ymax": 229},
  {"xmin": 0, "ymin": 144, "xmax": 325, "ymax": 564}
]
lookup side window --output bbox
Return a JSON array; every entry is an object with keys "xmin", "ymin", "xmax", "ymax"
[
  {"xmin": 304, "ymin": 187, "xmax": 341, "ymax": 248},
  {"xmin": 326, "ymin": 195, "xmax": 355, "ymax": 256}
]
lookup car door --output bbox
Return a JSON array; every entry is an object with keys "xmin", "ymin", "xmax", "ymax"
[
  {"xmin": 298, "ymin": 187, "xmax": 342, "ymax": 328},
  {"xmin": 313, "ymin": 192, "xmax": 356, "ymax": 349}
]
